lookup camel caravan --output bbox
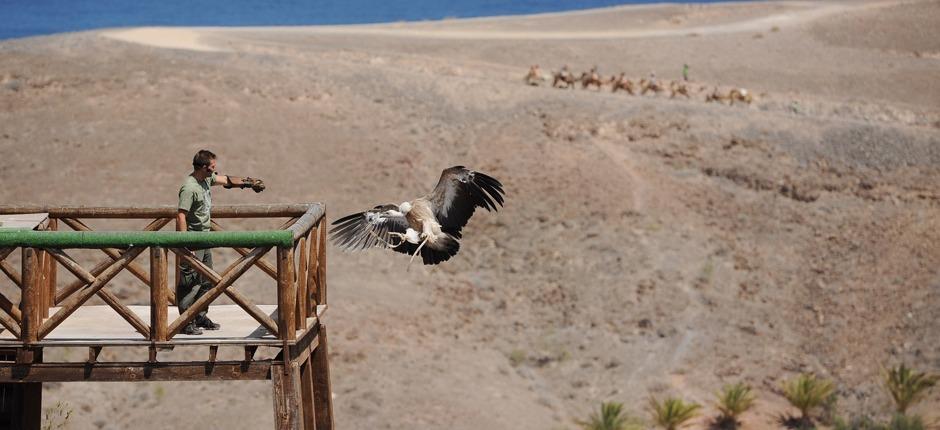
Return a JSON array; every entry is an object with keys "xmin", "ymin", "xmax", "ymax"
[{"xmin": 523, "ymin": 64, "xmax": 755, "ymax": 106}]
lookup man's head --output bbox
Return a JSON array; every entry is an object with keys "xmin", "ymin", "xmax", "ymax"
[{"xmin": 192, "ymin": 150, "xmax": 217, "ymax": 178}]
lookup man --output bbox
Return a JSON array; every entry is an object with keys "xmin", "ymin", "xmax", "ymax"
[
  {"xmin": 682, "ymin": 63, "xmax": 690, "ymax": 82},
  {"xmin": 177, "ymin": 149, "xmax": 265, "ymax": 335}
]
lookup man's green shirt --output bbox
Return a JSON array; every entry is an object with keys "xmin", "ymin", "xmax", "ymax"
[{"xmin": 178, "ymin": 173, "xmax": 216, "ymax": 232}]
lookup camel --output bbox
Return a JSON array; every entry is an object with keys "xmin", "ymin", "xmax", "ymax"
[
  {"xmin": 552, "ymin": 65, "xmax": 577, "ymax": 89},
  {"xmin": 669, "ymin": 81, "xmax": 691, "ymax": 99},
  {"xmin": 578, "ymin": 67, "xmax": 604, "ymax": 90},
  {"xmin": 608, "ymin": 73, "xmax": 635, "ymax": 95},
  {"xmin": 729, "ymin": 88, "xmax": 753, "ymax": 105},
  {"xmin": 523, "ymin": 65, "xmax": 546, "ymax": 86},
  {"xmin": 705, "ymin": 87, "xmax": 730, "ymax": 103},
  {"xmin": 639, "ymin": 78, "xmax": 665, "ymax": 96}
]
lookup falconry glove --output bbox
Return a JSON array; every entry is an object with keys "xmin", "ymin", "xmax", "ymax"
[{"xmin": 223, "ymin": 176, "xmax": 266, "ymax": 193}]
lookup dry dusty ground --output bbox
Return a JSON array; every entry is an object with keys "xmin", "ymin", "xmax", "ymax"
[{"xmin": 1, "ymin": 0, "xmax": 939, "ymax": 428}]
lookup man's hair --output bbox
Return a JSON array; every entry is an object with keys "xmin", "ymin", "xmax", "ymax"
[{"xmin": 192, "ymin": 150, "xmax": 217, "ymax": 168}]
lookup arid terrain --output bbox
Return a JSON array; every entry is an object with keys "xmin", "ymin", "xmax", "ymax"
[{"xmin": 1, "ymin": 0, "xmax": 939, "ymax": 428}]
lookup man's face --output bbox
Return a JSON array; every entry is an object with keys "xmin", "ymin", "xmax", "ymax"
[{"xmin": 206, "ymin": 159, "xmax": 217, "ymax": 175}]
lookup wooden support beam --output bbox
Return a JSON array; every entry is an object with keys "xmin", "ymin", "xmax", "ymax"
[
  {"xmin": 0, "ymin": 204, "xmax": 314, "ymax": 219},
  {"xmin": 312, "ymin": 325, "xmax": 334, "ymax": 430},
  {"xmin": 87, "ymin": 346, "xmax": 102, "ymax": 364},
  {"xmin": 150, "ymin": 247, "xmax": 169, "ymax": 342},
  {"xmin": 287, "ymin": 206, "xmax": 324, "ymax": 241},
  {"xmin": 0, "ymin": 308, "xmax": 21, "ymax": 339},
  {"xmin": 38, "ymin": 248, "xmax": 50, "ymax": 319},
  {"xmin": 167, "ymin": 247, "xmax": 274, "ymax": 337},
  {"xmin": 46, "ymin": 219, "xmax": 58, "ymax": 321},
  {"xmin": 300, "ymin": 354, "xmax": 316, "ymax": 430},
  {"xmin": 277, "ymin": 247, "xmax": 296, "ymax": 341},
  {"xmin": 20, "ymin": 248, "xmax": 41, "ymax": 344},
  {"xmin": 23, "ymin": 382, "xmax": 42, "ymax": 430},
  {"xmin": 169, "ymin": 248, "xmax": 278, "ymax": 337},
  {"xmin": 59, "ymin": 218, "xmax": 176, "ymax": 304},
  {"xmin": 272, "ymin": 360, "xmax": 303, "ymax": 430},
  {"xmin": 245, "ymin": 345, "xmax": 258, "ymax": 362},
  {"xmin": 0, "ymin": 247, "xmax": 15, "ymax": 262},
  {"xmin": 0, "ymin": 361, "xmax": 273, "ymax": 382},
  {"xmin": 316, "ymin": 222, "xmax": 327, "ymax": 306},
  {"xmin": 0, "ymin": 260, "xmax": 22, "ymax": 288},
  {"xmin": 0, "ymin": 291, "xmax": 22, "ymax": 323},
  {"xmin": 47, "ymin": 248, "xmax": 151, "ymax": 338},
  {"xmin": 212, "ymin": 220, "xmax": 280, "ymax": 280},
  {"xmin": 39, "ymin": 247, "xmax": 147, "ymax": 339},
  {"xmin": 306, "ymin": 225, "xmax": 319, "ymax": 312},
  {"xmin": 295, "ymin": 237, "xmax": 307, "ymax": 330}
]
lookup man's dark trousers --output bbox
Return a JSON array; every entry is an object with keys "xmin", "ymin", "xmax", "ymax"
[{"xmin": 177, "ymin": 248, "xmax": 213, "ymax": 318}]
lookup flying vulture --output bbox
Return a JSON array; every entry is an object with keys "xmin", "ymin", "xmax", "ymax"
[{"xmin": 330, "ymin": 166, "xmax": 505, "ymax": 266}]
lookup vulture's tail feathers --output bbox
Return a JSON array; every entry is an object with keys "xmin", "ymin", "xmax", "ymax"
[{"xmin": 422, "ymin": 234, "xmax": 460, "ymax": 265}]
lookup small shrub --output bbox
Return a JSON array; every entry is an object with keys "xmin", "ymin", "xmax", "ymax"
[
  {"xmin": 884, "ymin": 364, "xmax": 938, "ymax": 414},
  {"xmin": 577, "ymin": 402, "xmax": 644, "ymax": 430},
  {"xmin": 508, "ymin": 349, "xmax": 527, "ymax": 367},
  {"xmin": 833, "ymin": 414, "xmax": 926, "ymax": 430},
  {"xmin": 820, "ymin": 391, "xmax": 840, "ymax": 426},
  {"xmin": 649, "ymin": 396, "xmax": 701, "ymax": 430},
  {"xmin": 42, "ymin": 401, "xmax": 73, "ymax": 430},
  {"xmin": 713, "ymin": 383, "xmax": 755, "ymax": 429},
  {"xmin": 885, "ymin": 414, "xmax": 925, "ymax": 430},
  {"xmin": 154, "ymin": 384, "xmax": 166, "ymax": 401},
  {"xmin": 781, "ymin": 373, "xmax": 835, "ymax": 423},
  {"xmin": 833, "ymin": 415, "xmax": 883, "ymax": 430}
]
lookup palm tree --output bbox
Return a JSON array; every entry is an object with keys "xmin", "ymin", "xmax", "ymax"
[
  {"xmin": 649, "ymin": 396, "xmax": 701, "ymax": 430},
  {"xmin": 884, "ymin": 364, "xmax": 938, "ymax": 415},
  {"xmin": 781, "ymin": 373, "xmax": 835, "ymax": 425},
  {"xmin": 578, "ymin": 402, "xmax": 640, "ymax": 430},
  {"xmin": 713, "ymin": 383, "xmax": 756, "ymax": 429}
]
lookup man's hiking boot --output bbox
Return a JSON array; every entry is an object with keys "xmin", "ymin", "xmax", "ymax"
[
  {"xmin": 196, "ymin": 316, "xmax": 221, "ymax": 330},
  {"xmin": 182, "ymin": 323, "xmax": 203, "ymax": 335}
]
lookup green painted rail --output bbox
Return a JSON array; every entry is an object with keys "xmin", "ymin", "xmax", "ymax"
[{"xmin": 0, "ymin": 230, "xmax": 294, "ymax": 249}]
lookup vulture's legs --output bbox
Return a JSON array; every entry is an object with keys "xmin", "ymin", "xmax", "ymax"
[
  {"xmin": 379, "ymin": 231, "xmax": 405, "ymax": 248},
  {"xmin": 406, "ymin": 236, "xmax": 429, "ymax": 272}
]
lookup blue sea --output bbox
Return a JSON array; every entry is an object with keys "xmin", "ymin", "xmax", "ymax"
[{"xmin": 0, "ymin": 0, "xmax": 754, "ymax": 41}]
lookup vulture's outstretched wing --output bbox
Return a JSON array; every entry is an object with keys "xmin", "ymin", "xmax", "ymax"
[
  {"xmin": 425, "ymin": 166, "xmax": 505, "ymax": 237},
  {"xmin": 329, "ymin": 205, "xmax": 414, "ymax": 252},
  {"xmin": 330, "ymin": 204, "xmax": 456, "ymax": 264}
]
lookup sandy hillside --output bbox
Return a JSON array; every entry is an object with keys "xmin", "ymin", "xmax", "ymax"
[{"xmin": 1, "ymin": 0, "xmax": 940, "ymax": 428}]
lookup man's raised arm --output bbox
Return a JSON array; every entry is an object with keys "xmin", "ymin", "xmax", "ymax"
[{"xmin": 213, "ymin": 174, "xmax": 265, "ymax": 193}]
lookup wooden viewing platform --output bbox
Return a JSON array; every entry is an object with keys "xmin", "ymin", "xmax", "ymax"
[{"xmin": 0, "ymin": 205, "xmax": 333, "ymax": 430}]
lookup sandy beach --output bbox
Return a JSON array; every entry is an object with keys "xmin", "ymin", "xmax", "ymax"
[{"xmin": 2, "ymin": 0, "xmax": 940, "ymax": 428}]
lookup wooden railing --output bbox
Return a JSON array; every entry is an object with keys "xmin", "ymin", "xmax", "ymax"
[{"xmin": 0, "ymin": 204, "xmax": 326, "ymax": 345}]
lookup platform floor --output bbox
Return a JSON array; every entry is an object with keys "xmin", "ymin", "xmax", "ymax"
[{"xmin": 0, "ymin": 305, "xmax": 312, "ymax": 346}]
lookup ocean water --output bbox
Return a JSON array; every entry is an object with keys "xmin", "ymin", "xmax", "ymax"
[{"xmin": 0, "ymin": 0, "xmax": 755, "ymax": 41}]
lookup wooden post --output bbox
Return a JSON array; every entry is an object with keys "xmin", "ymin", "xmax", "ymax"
[
  {"xmin": 295, "ymin": 237, "xmax": 307, "ymax": 330},
  {"xmin": 306, "ymin": 225, "xmax": 319, "ymax": 312},
  {"xmin": 300, "ymin": 353, "xmax": 316, "ymax": 430},
  {"xmin": 317, "ymin": 222, "xmax": 327, "ymax": 306},
  {"xmin": 23, "ymin": 382, "xmax": 43, "ymax": 430},
  {"xmin": 21, "ymin": 248, "xmax": 41, "ymax": 343},
  {"xmin": 277, "ymin": 247, "xmax": 296, "ymax": 341},
  {"xmin": 150, "ymin": 247, "xmax": 168, "ymax": 342},
  {"xmin": 272, "ymin": 360, "xmax": 303, "ymax": 430},
  {"xmin": 312, "ymin": 325, "xmax": 334, "ymax": 430},
  {"xmin": 47, "ymin": 218, "xmax": 58, "ymax": 318},
  {"xmin": 37, "ymin": 248, "xmax": 49, "ymax": 319}
]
